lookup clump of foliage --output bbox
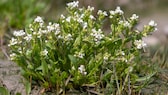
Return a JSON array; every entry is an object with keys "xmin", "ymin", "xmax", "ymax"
[{"xmin": 8, "ymin": 1, "xmax": 157, "ymax": 94}]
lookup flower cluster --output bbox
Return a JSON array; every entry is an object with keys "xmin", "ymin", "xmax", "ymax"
[
  {"xmin": 91, "ymin": 29, "xmax": 105, "ymax": 44},
  {"xmin": 74, "ymin": 51, "xmax": 85, "ymax": 59},
  {"xmin": 34, "ymin": 16, "xmax": 44, "ymax": 23},
  {"xmin": 103, "ymin": 53, "xmax": 111, "ymax": 61},
  {"xmin": 148, "ymin": 20, "xmax": 157, "ymax": 27},
  {"xmin": 41, "ymin": 49, "xmax": 48, "ymax": 56},
  {"xmin": 97, "ymin": 10, "xmax": 108, "ymax": 16},
  {"xmin": 34, "ymin": 16, "xmax": 44, "ymax": 27},
  {"xmin": 8, "ymin": 38, "xmax": 19, "ymax": 46},
  {"xmin": 119, "ymin": 20, "xmax": 131, "ymax": 28},
  {"xmin": 13, "ymin": 30, "xmax": 25, "ymax": 37},
  {"xmin": 65, "ymin": 33, "xmax": 73, "ymax": 41},
  {"xmin": 109, "ymin": 6, "xmax": 124, "ymax": 18},
  {"xmin": 67, "ymin": 1, "xmax": 79, "ymax": 9},
  {"xmin": 87, "ymin": 6, "xmax": 94, "ymax": 12},
  {"xmin": 130, "ymin": 14, "xmax": 139, "ymax": 20},
  {"xmin": 47, "ymin": 22, "xmax": 60, "ymax": 34},
  {"xmin": 24, "ymin": 34, "xmax": 32, "ymax": 42},
  {"xmin": 78, "ymin": 65, "xmax": 87, "ymax": 75},
  {"xmin": 148, "ymin": 20, "xmax": 157, "ymax": 31},
  {"xmin": 134, "ymin": 40, "xmax": 147, "ymax": 49}
]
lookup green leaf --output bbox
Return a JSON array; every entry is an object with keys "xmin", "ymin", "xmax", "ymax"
[
  {"xmin": 87, "ymin": 60, "xmax": 102, "ymax": 77},
  {"xmin": 42, "ymin": 60, "xmax": 48, "ymax": 76},
  {"xmin": 46, "ymin": 42, "xmax": 55, "ymax": 49},
  {"xmin": 35, "ymin": 65, "xmax": 42, "ymax": 71},
  {"xmin": 135, "ymin": 72, "xmax": 156, "ymax": 82},
  {"xmin": 102, "ymin": 69, "xmax": 113, "ymax": 81},
  {"xmin": 88, "ymin": 58, "xmax": 94, "ymax": 70},
  {"xmin": 73, "ymin": 35, "xmax": 81, "ymax": 47},
  {"xmin": 124, "ymin": 66, "xmax": 133, "ymax": 74},
  {"xmin": 25, "ymin": 80, "xmax": 31, "ymax": 95},
  {"xmin": 105, "ymin": 38, "xmax": 122, "ymax": 53},
  {"xmin": 68, "ymin": 55, "xmax": 77, "ymax": 64},
  {"xmin": 61, "ymin": 71, "xmax": 68, "ymax": 80},
  {"xmin": 0, "ymin": 86, "xmax": 10, "ymax": 95},
  {"xmin": 43, "ymin": 82, "xmax": 49, "ymax": 88}
]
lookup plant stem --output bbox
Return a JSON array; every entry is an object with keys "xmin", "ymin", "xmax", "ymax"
[
  {"xmin": 113, "ymin": 64, "xmax": 120, "ymax": 95},
  {"xmin": 128, "ymin": 75, "xmax": 131, "ymax": 95},
  {"xmin": 121, "ymin": 73, "xmax": 129, "ymax": 92}
]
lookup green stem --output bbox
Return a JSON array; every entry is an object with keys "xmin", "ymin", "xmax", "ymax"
[
  {"xmin": 121, "ymin": 72, "xmax": 129, "ymax": 93},
  {"xmin": 113, "ymin": 64, "xmax": 120, "ymax": 95}
]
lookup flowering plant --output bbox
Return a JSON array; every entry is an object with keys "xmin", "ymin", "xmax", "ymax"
[{"xmin": 9, "ymin": 1, "xmax": 157, "ymax": 94}]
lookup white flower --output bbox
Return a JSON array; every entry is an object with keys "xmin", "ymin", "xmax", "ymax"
[
  {"xmin": 78, "ymin": 53, "xmax": 85, "ymax": 58},
  {"xmin": 29, "ymin": 24, "xmax": 34, "ymax": 31},
  {"xmin": 73, "ymin": 13, "xmax": 83, "ymax": 23},
  {"xmin": 74, "ymin": 51, "xmax": 85, "ymax": 59},
  {"xmin": 119, "ymin": 21, "xmax": 130, "ymax": 28},
  {"xmin": 67, "ymin": 1, "xmax": 79, "ymax": 9},
  {"xmin": 130, "ymin": 14, "xmax": 139, "ymax": 20},
  {"xmin": 122, "ymin": 57, "xmax": 128, "ymax": 63},
  {"xmin": 39, "ymin": 29, "xmax": 48, "ymax": 34},
  {"xmin": 13, "ymin": 30, "xmax": 25, "ymax": 37},
  {"xmin": 82, "ymin": 22, "xmax": 88, "ymax": 29},
  {"xmin": 154, "ymin": 27, "xmax": 158, "ymax": 31},
  {"xmin": 76, "ymin": 17, "xmax": 83, "ymax": 23},
  {"xmin": 123, "ymin": 21, "xmax": 130, "ymax": 27},
  {"xmin": 134, "ymin": 40, "xmax": 147, "ymax": 49},
  {"xmin": 89, "ymin": 15, "xmax": 95, "ymax": 20},
  {"xmin": 47, "ymin": 22, "xmax": 54, "ymax": 32},
  {"xmin": 10, "ymin": 53, "xmax": 17, "ymax": 60},
  {"xmin": 78, "ymin": 65, "xmax": 87, "ymax": 75},
  {"xmin": 109, "ymin": 6, "xmax": 124, "ymax": 16},
  {"xmin": 34, "ymin": 16, "xmax": 44, "ymax": 23},
  {"xmin": 119, "ymin": 20, "xmax": 124, "ymax": 24},
  {"xmin": 65, "ymin": 33, "xmax": 73, "ymax": 41},
  {"xmin": 41, "ymin": 49, "xmax": 48, "ymax": 56},
  {"xmin": 149, "ymin": 20, "xmax": 157, "ymax": 27},
  {"xmin": 8, "ymin": 38, "xmax": 18, "ymax": 46},
  {"xmin": 128, "ymin": 66, "xmax": 133, "ymax": 72},
  {"xmin": 115, "ymin": 6, "xmax": 124, "ymax": 15},
  {"xmin": 55, "ymin": 30, "xmax": 61, "ymax": 35},
  {"xmin": 47, "ymin": 23, "xmax": 60, "ymax": 34},
  {"xmin": 121, "ymin": 51, "xmax": 125, "ymax": 56},
  {"xmin": 87, "ymin": 6, "xmax": 94, "ymax": 11},
  {"xmin": 103, "ymin": 53, "xmax": 111, "ymax": 61},
  {"xmin": 26, "ymin": 50, "xmax": 32, "ymax": 56},
  {"xmin": 24, "ymin": 34, "xmax": 32, "ymax": 42},
  {"xmin": 80, "ymin": 14, "xmax": 84, "ymax": 19},
  {"xmin": 60, "ymin": 14, "xmax": 65, "ymax": 19},
  {"xmin": 79, "ymin": 8, "xmax": 83, "ymax": 11},
  {"xmin": 58, "ymin": 35, "xmax": 63, "ymax": 39},
  {"xmin": 91, "ymin": 29, "xmax": 104, "ymax": 44},
  {"xmin": 66, "ymin": 17, "xmax": 71, "ymax": 22},
  {"xmin": 45, "ymin": 40, "xmax": 48, "ymax": 43},
  {"xmin": 30, "ymin": 28, "xmax": 33, "ymax": 31},
  {"xmin": 109, "ymin": 10, "xmax": 115, "ymax": 15},
  {"xmin": 72, "ymin": 66, "xmax": 75, "ymax": 70},
  {"xmin": 97, "ymin": 10, "xmax": 108, "ymax": 16},
  {"xmin": 18, "ymin": 48, "xmax": 22, "ymax": 54}
]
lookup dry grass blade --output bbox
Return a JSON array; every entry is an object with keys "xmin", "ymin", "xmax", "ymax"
[{"xmin": 86, "ymin": 89, "xmax": 103, "ymax": 95}]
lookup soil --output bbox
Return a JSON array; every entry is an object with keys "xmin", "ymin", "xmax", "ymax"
[{"xmin": 0, "ymin": 60, "xmax": 27, "ymax": 95}]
